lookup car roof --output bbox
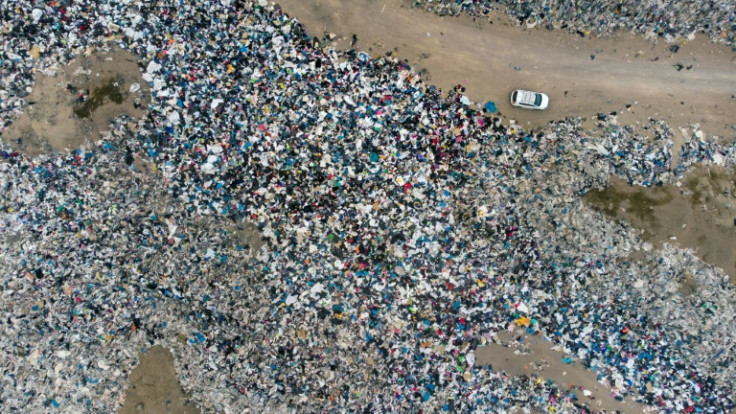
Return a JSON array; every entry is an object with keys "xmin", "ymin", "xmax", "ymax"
[{"xmin": 515, "ymin": 90, "xmax": 538, "ymax": 106}]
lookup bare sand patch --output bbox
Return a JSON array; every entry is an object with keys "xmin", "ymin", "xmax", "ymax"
[
  {"xmin": 120, "ymin": 346, "xmax": 200, "ymax": 414},
  {"xmin": 585, "ymin": 164, "xmax": 736, "ymax": 284},
  {"xmin": 477, "ymin": 332, "xmax": 650, "ymax": 413},
  {"xmin": 2, "ymin": 46, "xmax": 147, "ymax": 155}
]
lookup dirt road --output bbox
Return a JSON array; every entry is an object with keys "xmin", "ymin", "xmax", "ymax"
[{"xmin": 276, "ymin": 0, "xmax": 736, "ymax": 142}]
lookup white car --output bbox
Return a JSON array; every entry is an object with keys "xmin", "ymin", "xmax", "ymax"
[{"xmin": 510, "ymin": 90, "xmax": 549, "ymax": 110}]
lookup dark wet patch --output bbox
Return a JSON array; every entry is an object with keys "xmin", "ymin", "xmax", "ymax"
[
  {"xmin": 583, "ymin": 168, "xmax": 736, "ymax": 283},
  {"xmin": 684, "ymin": 166, "xmax": 734, "ymax": 207},
  {"xmin": 73, "ymin": 77, "xmax": 125, "ymax": 118},
  {"xmin": 585, "ymin": 183, "xmax": 672, "ymax": 227},
  {"xmin": 678, "ymin": 272, "xmax": 698, "ymax": 295}
]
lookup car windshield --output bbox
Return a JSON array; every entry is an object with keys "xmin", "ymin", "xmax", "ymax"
[{"xmin": 534, "ymin": 93, "xmax": 542, "ymax": 106}]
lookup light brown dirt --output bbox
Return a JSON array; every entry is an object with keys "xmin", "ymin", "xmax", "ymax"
[
  {"xmin": 476, "ymin": 332, "xmax": 650, "ymax": 413},
  {"xmin": 1, "ymin": 46, "xmax": 147, "ymax": 155},
  {"xmin": 119, "ymin": 346, "xmax": 200, "ymax": 414}
]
